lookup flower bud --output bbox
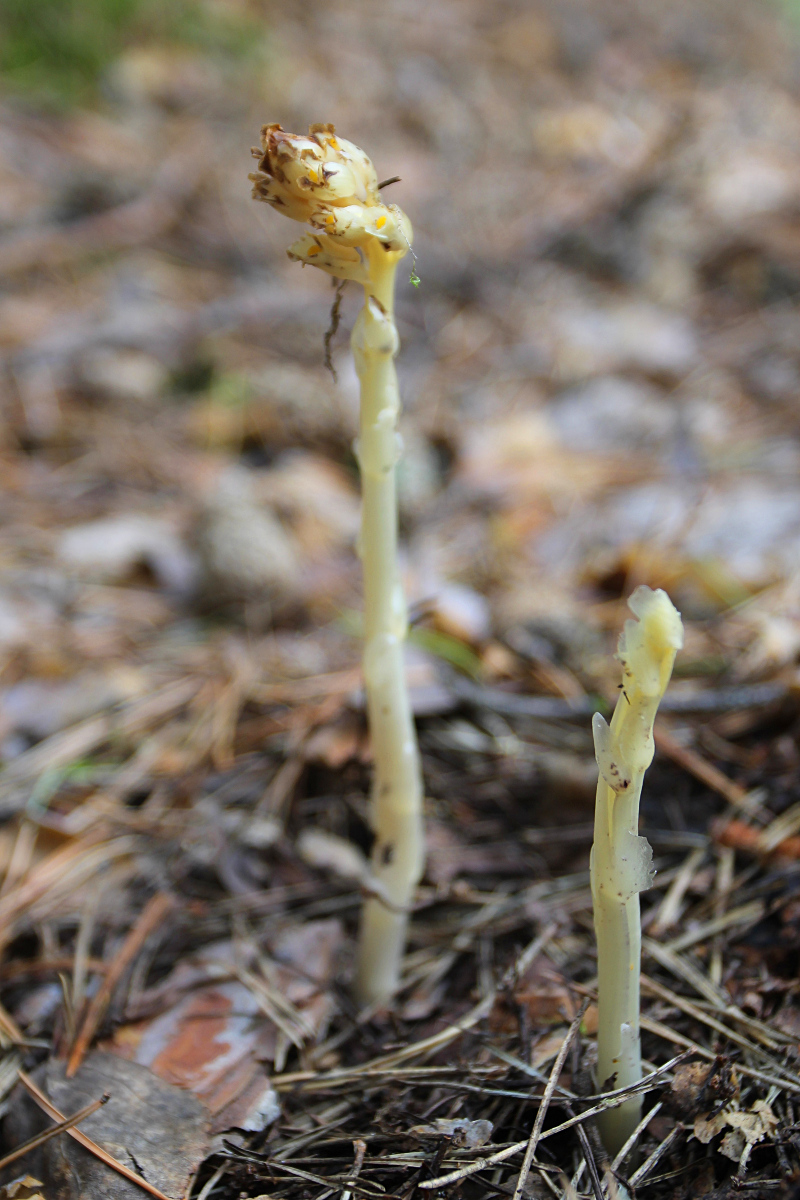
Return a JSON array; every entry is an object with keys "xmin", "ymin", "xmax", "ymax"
[
  {"xmin": 287, "ymin": 232, "xmax": 370, "ymax": 283},
  {"xmin": 250, "ymin": 123, "xmax": 411, "ymax": 275}
]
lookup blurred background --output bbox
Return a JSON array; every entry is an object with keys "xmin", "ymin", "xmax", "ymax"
[{"xmin": 2, "ymin": 0, "xmax": 800, "ymax": 754}]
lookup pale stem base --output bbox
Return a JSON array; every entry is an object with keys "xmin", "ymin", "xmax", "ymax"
[
  {"xmin": 594, "ymin": 889, "xmax": 643, "ymax": 1154},
  {"xmin": 352, "ymin": 253, "xmax": 424, "ymax": 1006}
]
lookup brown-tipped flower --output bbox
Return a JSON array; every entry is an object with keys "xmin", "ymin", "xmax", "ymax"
[{"xmin": 250, "ymin": 123, "xmax": 411, "ymax": 276}]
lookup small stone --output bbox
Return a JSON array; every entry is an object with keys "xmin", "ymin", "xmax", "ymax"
[
  {"xmin": 702, "ymin": 150, "xmax": 797, "ymax": 224},
  {"xmin": 432, "ymin": 583, "xmax": 492, "ymax": 643},
  {"xmin": 547, "ymin": 375, "xmax": 676, "ymax": 453},
  {"xmin": 195, "ymin": 468, "xmax": 300, "ymax": 619},
  {"xmin": 550, "ymin": 298, "xmax": 697, "ymax": 379},
  {"xmin": 77, "ymin": 348, "xmax": 167, "ymax": 403},
  {"xmin": 57, "ymin": 515, "xmax": 198, "ymax": 593}
]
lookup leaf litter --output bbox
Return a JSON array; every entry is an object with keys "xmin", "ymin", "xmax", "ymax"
[{"xmin": 2, "ymin": 0, "xmax": 800, "ymax": 1196}]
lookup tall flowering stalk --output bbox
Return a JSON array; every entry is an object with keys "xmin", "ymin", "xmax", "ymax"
[{"xmin": 250, "ymin": 124, "xmax": 424, "ymax": 1004}]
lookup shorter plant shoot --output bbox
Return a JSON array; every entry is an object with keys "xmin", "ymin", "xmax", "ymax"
[{"xmin": 591, "ymin": 586, "xmax": 683, "ymax": 1155}]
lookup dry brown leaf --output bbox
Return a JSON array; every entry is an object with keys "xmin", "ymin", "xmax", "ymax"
[
  {"xmin": 14, "ymin": 1056, "xmax": 207, "ymax": 1199},
  {"xmin": 114, "ymin": 980, "xmax": 280, "ymax": 1133},
  {"xmin": 719, "ymin": 1100, "xmax": 779, "ymax": 1160},
  {"xmin": 693, "ymin": 1109, "xmax": 730, "ymax": 1144},
  {"xmin": 411, "ymin": 1118, "xmax": 493, "ymax": 1148},
  {"xmin": 514, "ymin": 965, "xmax": 576, "ymax": 1025},
  {"xmin": 112, "ymin": 920, "xmax": 341, "ymax": 1132},
  {"xmin": 671, "ymin": 1058, "xmax": 739, "ymax": 1119},
  {"xmin": 693, "ymin": 1097, "xmax": 778, "ymax": 1162},
  {"xmin": 0, "ymin": 1179, "xmax": 46, "ymax": 1200}
]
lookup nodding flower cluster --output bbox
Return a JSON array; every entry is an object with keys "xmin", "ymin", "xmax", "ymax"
[{"xmin": 249, "ymin": 122, "xmax": 411, "ymax": 283}]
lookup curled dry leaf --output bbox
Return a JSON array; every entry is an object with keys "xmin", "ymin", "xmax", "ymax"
[
  {"xmin": 513, "ymin": 962, "xmax": 576, "ymax": 1025},
  {"xmin": 719, "ymin": 1100, "xmax": 779, "ymax": 1162},
  {"xmin": 693, "ymin": 1097, "xmax": 778, "ymax": 1162},
  {"xmin": 0, "ymin": 1180, "xmax": 46, "ymax": 1200},
  {"xmin": 410, "ymin": 1118, "xmax": 493, "ymax": 1148},
  {"xmin": 670, "ymin": 1057, "xmax": 739, "ymax": 1119}
]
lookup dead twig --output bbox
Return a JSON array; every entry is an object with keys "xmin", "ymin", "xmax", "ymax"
[
  {"xmin": 274, "ymin": 925, "xmax": 560, "ymax": 1092},
  {"xmin": 0, "ymin": 832, "xmax": 136, "ymax": 956},
  {"xmin": 418, "ymin": 1052, "xmax": 688, "ymax": 1190},
  {"xmin": 713, "ymin": 816, "xmax": 800, "ymax": 861},
  {"xmin": 341, "ymin": 1138, "xmax": 367, "ymax": 1200},
  {"xmin": 0, "ymin": 1091, "xmax": 108, "ymax": 1172},
  {"xmin": 571, "ymin": 1118, "xmax": 604, "ymax": 1200},
  {"xmin": 514, "ymin": 1001, "xmax": 588, "ymax": 1200},
  {"xmin": 0, "ymin": 678, "xmax": 200, "ymax": 817},
  {"xmin": 640, "ymin": 975, "xmax": 800, "ymax": 1088},
  {"xmin": 610, "ymin": 1100, "xmax": 663, "ymax": 1171},
  {"xmin": 654, "ymin": 725, "xmax": 766, "ymax": 817},
  {"xmin": 649, "ymin": 845, "xmax": 706, "ymax": 935},
  {"xmin": 627, "ymin": 1125, "xmax": 683, "ymax": 1188},
  {"xmin": 448, "ymin": 679, "xmax": 790, "ymax": 723},
  {"xmin": 67, "ymin": 891, "xmax": 175, "ymax": 1076}
]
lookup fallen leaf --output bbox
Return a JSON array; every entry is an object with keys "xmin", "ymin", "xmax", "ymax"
[
  {"xmin": 113, "ymin": 921, "xmax": 341, "ymax": 1132},
  {"xmin": 671, "ymin": 1058, "xmax": 738, "ymax": 1119},
  {"xmin": 6, "ymin": 1053, "xmax": 208, "ymax": 1200},
  {"xmin": 723, "ymin": 1099, "xmax": 778, "ymax": 1149},
  {"xmin": 0, "ymin": 1179, "xmax": 46, "ymax": 1200},
  {"xmin": 693, "ymin": 1097, "xmax": 777, "ymax": 1162},
  {"xmin": 718, "ymin": 1128, "xmax": 746, "ymax": 1161},
  {"xmin": 693, "ymin": 1109, "xmax": 730, "ymax": 1144},
  {"xmin": 514, "ymin": 960, "xmax": 576, "ymax": 1025},
  {"xmin": 411, "ymin": 1118, "xmax": 493, "ymax": 1148},
  {"xmin": 125, "ymin": 981, "xmax": 280, "ymax": 1132},
  {"xmin": 303, "ymin": 717, "xmax": 365, "ymax": 769},
  {"xmin": 531, "ymin": 1027, "xmax": 570, "ymax": 1070}
]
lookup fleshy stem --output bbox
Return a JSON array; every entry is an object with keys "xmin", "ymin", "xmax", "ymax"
[
  {"xmin": 351, "ymin": 242, "xmax": 424, "ymax": 1005},
  {"xmin": 590, "ymin": 586, "xmax": 683, "ymax": 1156},
  {"xmin": 248, "ymin": 123, "xmax": 424, "ymax": 1005}
]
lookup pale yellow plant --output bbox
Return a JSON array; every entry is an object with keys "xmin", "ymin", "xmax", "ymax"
[
  {"xmin": 250, "ymin": 123, "xmax": 423, "ymax": 1004},
  {"xmin": 591, "ymin": 586, "xmax": 683, "ymax": 1155}
]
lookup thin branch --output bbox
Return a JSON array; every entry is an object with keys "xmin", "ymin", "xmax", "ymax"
[
  {"xmin": 418, "ymin": 1052, "xmax": 686, "ymax": 1190},
  {"xmin": 512, "ymin": 1001, "xmax": 589, "ymax": 1200},
  {"xmin": 611, "ymin": 1101, "xmax": 662, "ymax": 1171},
  {"xmin": 341, "ymin": 1139, "xmax": 367, "ymax": 1200},
  {"xmin": 67, "ymin": 891, "xmax": 175, "ymax": 1076},
  {"xmin": 0, "ymin": 1091, "xmax": 108, "ymax": 1172},
  {"xmin": 572, "ymin": 1120, "xmax": 604, "ymax": 1200},
  {"xmin": 628, "ymin": 1126, "xmax": 683, "ymax": 1188}
]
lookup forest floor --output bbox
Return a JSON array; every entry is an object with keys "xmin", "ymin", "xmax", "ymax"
[{"xmin": 2, "ymin": 0, "xmax": 800, "ymax": 1196}]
